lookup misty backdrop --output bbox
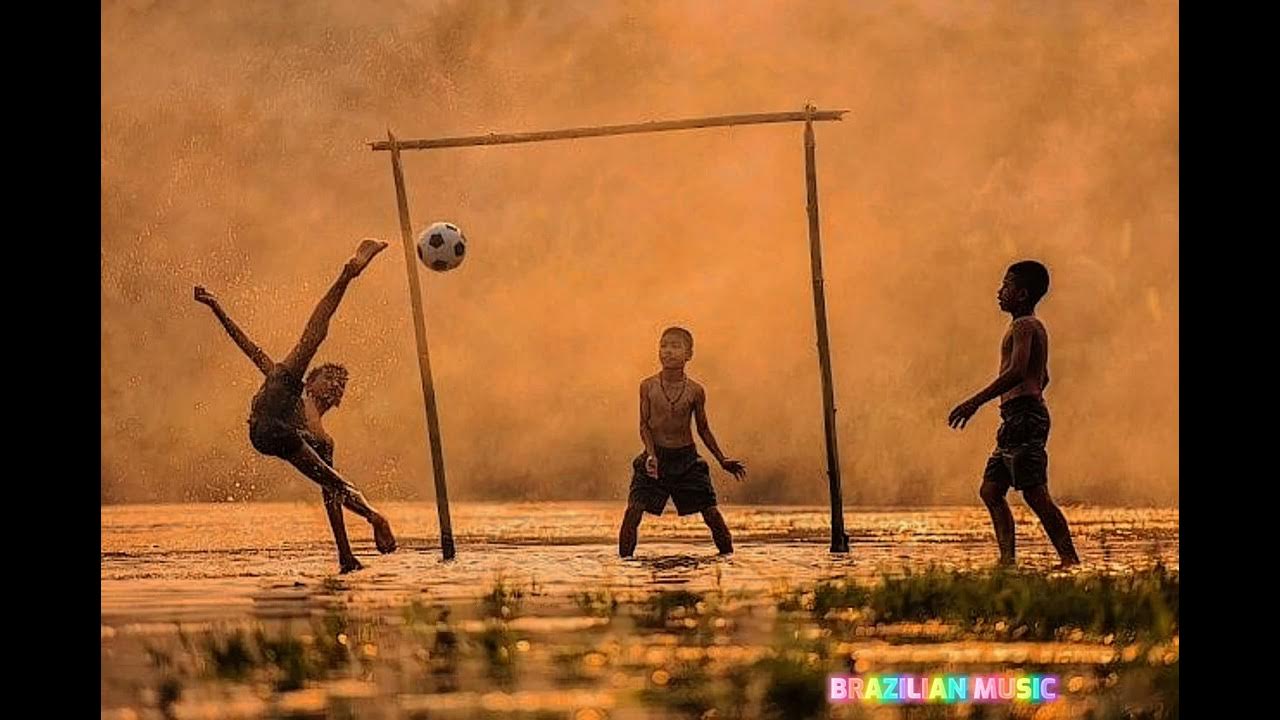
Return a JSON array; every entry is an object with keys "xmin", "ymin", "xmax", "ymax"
[{"xmin": 102, "ymin": 0, "xmax": 1177, "ymax": 506}]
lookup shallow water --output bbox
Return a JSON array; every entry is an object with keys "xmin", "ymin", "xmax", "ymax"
[
  {"xmin": 102, "ymin": 502, "xmax": 1178, "ymax": 718},
  {"xmin": 103, "ymin": 502, "xmax": 1176, "ymax": 618}
]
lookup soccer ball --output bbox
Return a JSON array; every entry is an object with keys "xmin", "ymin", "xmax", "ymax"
[{"xmin": 416, "ymin": 222, "xmax": 467, "ymax": 272}]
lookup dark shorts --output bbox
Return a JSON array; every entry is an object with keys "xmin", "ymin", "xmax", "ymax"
[
  {"xmin": 629, "ymin": 445, "xmax": 717, "ymax": 516},
  {"xmin": 249, "ymin": 418, "xmax": 304, "ymax": 458},
  {"xmin": 983, "ymin": 396, "xmax": 1051, "ymax": 491},
  {"xmin": 249, "ymin": 419, "xmax": 333, "ymax": 466},
  {"xmin": 249, "ymin": 366, "xmax": 310, "ymax": 459}
]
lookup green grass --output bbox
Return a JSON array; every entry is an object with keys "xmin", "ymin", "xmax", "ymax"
[
  {"xmin": 782, "ymin": 564, "xmax": 1179, "ymax": 641},
  {"xmin": 199, "ymin": 610, "xmax": 361, "ymax": 692},
  {"xmin": 479, "ymin": 622, "xmax": 521, "ymax": 684},
  {"xmin": 204, "ymin": 631, "xmax": 255, "ymax": 681},
  {"xmin": 141, "ymin": 566, "xmax": 1177, "ymax": 718},
  {"xmin": 638, "ymin": 589, "xmax": 705, "ymax": 628},
  {"xmin": 482, "ymin": 577, "xmax": 526, "ymax": 619},
  {"xmin": 638, "ymin": 660, "xmax": 717, "ymax": 718},
  {"xmin": 754, "ymin": 655, "xmax": 827, "ymax": 720},
  {"xmin": 573, "ymin": 588, "xmax": 619, "ymax": 617}
]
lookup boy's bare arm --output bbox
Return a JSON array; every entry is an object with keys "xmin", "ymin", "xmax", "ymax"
[
  {"xmin": 694, "ymin": 387, "xmax": 747, "ymax": 480},
  {"xmin": 973, "ymin": 320, "xmax": 1035, "ymax": 405},
  {"xmin": 639, "ymin": 381, "xmax": 658, "ymax": 477},
  {"xmin": 692, "ymin": 387, "xmax": 725, "ymax": 463},
  {"xmin": 194, "ymin": 287, "xmax": 274, "ymax": 375},
  {"xmin": 948, "ymin": 320, "xmax": 1034, "ymax": 428},
  {"xmin": 639, "ymin": 381, "xmax": 657, "ymax": 456}
]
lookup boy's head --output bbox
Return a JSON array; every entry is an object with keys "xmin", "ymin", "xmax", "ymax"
[
  {"xmin": 305, "ymin": 362, "xmax": 349, "ymax": 413},
  {"xmin": 658, "ymin": 326, "xmax": 694, "ymax": 368},
  {"xmin": 998, "ymin": 260, "xmax": 1050, "ymax": 313}
]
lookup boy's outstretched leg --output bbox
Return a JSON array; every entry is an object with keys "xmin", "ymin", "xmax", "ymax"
[
  {"xmin": 619, "ymin": 504, "xmax": 645, "ymax": 558},
  {"xmin": 322, "ymin": 488, "xmax": 364, "ymax": 573},
  {"xmin": 285, "ymin": 442, "xmax": 397, "ymax": 556},
  {"xmin": 280, "ymin": 239, "xmax": 388, "ymax": 376},
  {"xmin": 701, "ymin": 507, "xmax": 734, "ymax": 555},
  {"xmin": 1022, "ymin": 485, "xmax": 1080, "ymax": 567},
  {"xmin": 980, "ymin": 481, "xmax": 1016, "ymax": 565}
]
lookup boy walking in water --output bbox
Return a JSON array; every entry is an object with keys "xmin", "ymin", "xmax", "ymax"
[
  {"xmin": 949, "ymin": 261, "xmax": 1080, "ymax": 568},
  {"xmin": 620, "ymin": 327, "xmax": 748, "ymax": 557}
]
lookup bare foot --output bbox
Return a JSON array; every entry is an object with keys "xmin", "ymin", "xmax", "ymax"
[
  {"xmin": 348, "ymin": 239, "xmax": 389, "ymax": 275},
  {"xmin": 340, "ymin": 556, "xmax": 365, "ymax": 574},
  {"xmin": 372, "ymin": 514, "xmax": 397, "ymax": 554}
]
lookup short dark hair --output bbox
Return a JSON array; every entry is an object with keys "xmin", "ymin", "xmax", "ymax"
[
  {"xmin": 1007, "ymin": 260, "xmax": 1050, "ymax": 306},
  {"xmin": 306, "ymin": 362, "xmax": 349, "ymax": 388},
  {"xmin": 660, "ymin": 326, "xmax": 694, "ymax": 352}
]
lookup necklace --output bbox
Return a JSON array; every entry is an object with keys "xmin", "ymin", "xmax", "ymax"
[{"xmin": 659, "ymin": 375, "xmax": 687, "ymax": 409}]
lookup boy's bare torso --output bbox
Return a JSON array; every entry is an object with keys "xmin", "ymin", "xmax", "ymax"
[
  {"xmin": 642, "ymin": 374, "xmax": 704, "ymax": 448},
  {"xmin": 1001, "ymin": 316, "xmax": 1050, "ymax": 403}
]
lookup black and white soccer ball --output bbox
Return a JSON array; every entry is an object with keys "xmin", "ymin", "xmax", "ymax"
[{"xmin": 416, "ymin": 222, "xmax": 467, "ymax": 272}]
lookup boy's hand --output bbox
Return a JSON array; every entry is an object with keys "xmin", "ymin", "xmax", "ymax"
[
  {"xmin": 645, "ymin": 455, "xmax": 659, "ymax": 479},
  {"xmin": 948, "ymin": 399, "xmax": 980, "ymax": 429},
  {"xmin": 194, "ymin": 286, "xmax": 217, "ymax": 307},
  {"xmin": 720, "ymin": 459, "xmax": 747, "ymax": 481}
]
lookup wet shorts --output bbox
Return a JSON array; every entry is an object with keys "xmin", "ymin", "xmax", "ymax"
[
  {"xmin": 983, "ymin": 396, "xmax": 1051, "ymax": 491},
  {"xmin": 628, "ymin": 444, "xmax": 717, "ymax": 516},
  {"xmin": 249, "ymin": 417, "xmax": 304, "ymax": 458},
  {"xmin": 249, "ymin": 419, "xmax": 333, "ymax": 465}
]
